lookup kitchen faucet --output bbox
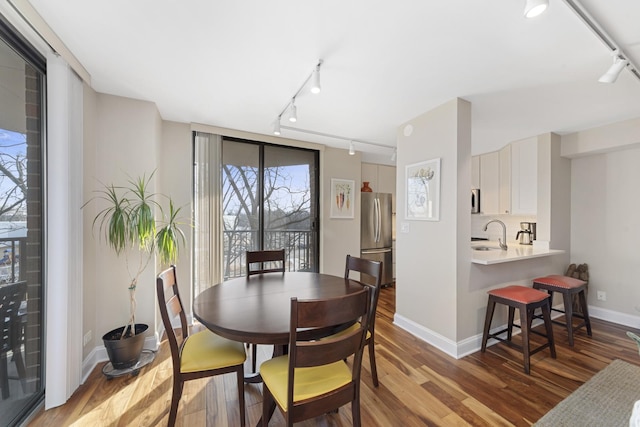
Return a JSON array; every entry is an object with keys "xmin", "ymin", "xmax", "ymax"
[{"xmin": 483, "ymin": 219, "xmax": 508, "ymax": 250}]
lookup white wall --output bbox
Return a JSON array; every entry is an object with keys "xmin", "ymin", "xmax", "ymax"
[
  {"xmin": 320, "ymin": 147, "xmax": 362, "ymax": 276},
  {"xmin": 395, "ymin": 98, "xmax": 469, "ymax": 343},
  {"xmin": 571, "ymin": 148, "xmax": 640, "ymax": 318}
]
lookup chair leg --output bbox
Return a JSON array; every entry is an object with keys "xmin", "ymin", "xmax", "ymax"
[
  {"xmin": 541, "ymin": 301, "xmax": 556, "ymax": 358},
  {"xmin": 1, "ymin": 353, "xmax": 8, "ymax": 400},
  {"xmin": 368, "ymin": 338, "xmax": 379, "ymax": 387},
  {"xmin": 12, "ymin": 346, "xmax": 27, "ymax": 393},
  {"xmin": 237, "ymin": 367, "xmax": 246, "ymax": 427},
  {"xmin": 519, "ymin": 304, "xmax": 531, "ymax": 375},
  {"xmin": 168, "ymin": 378, "xmax": 184, "ymax": 427},
  {"xmin": 262, "ymin": 384, "xmax": 275, "ymax": 427},
  {"xmin": 562, "ymin": 291, "xmax": 575, "ymax": 346},
  {"xmin": 252, "ymin": 344, "xmax": 258, "ymax": 373},
  {"xmin": 579, "ymin": 289, "xmax": 593, "ymax": 336},
  {"xmin": 481, "ymin": 298, "xmax": 496, "ymax": 352}
]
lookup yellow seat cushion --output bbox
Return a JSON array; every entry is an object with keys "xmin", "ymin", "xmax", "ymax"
[
  {"xmin": 260, "ymin": 355, "xmax": 352, "ymax": 411},
  {"xmin": 180, "ymin": 329, "xmax": 246, "ymax": 373}
]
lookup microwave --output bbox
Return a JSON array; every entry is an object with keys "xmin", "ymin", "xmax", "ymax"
[{"xmin": 471, "ymin": 189, "xmax": 480, "ymax": 214}]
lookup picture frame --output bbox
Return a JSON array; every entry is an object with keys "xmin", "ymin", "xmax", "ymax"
[
  {"xmin": 406, "ymin": 158, "xmax": 441, "ymax": 221},
  {"xmin": 330, "ymin": 178, "xmax": 355, "ymax": 219}
]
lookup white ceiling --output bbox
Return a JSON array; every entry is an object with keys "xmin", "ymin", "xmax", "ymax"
[{"xmin": 28, "ymin": 0, "xmax": 640, "ymax": 163}]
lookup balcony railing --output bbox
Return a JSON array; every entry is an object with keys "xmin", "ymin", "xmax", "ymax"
[
  {"xmin": 223, "ymin": 230, "xmax": 315, "ymax": 279},
  {"xmin": 0, "ymin": 237, "xmax": 25, "ymax": 284}
]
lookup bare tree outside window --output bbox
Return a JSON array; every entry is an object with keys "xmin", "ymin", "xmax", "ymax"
[{"xmin": 0, "ymin": 129, "xmax": 26, "ymax": 221}]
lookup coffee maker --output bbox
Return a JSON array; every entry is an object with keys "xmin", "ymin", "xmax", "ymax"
[{"xmin": 516, "ymin": 222, "xmax": 536, "ymax": 245}]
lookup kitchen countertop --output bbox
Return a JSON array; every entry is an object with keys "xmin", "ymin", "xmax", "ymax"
[{"xmin": 471, "ymin": 241, "xmax": 564, "ymax": 265}]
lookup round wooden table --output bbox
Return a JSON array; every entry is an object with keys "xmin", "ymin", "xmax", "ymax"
[{"xmin": 193, "ymin": 272, "xmax": 364, "ymax": 346}]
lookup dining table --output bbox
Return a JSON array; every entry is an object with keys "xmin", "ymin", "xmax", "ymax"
[{"xmin": 193, "ymin": 271, "xmax": 365, "ymax": 378}]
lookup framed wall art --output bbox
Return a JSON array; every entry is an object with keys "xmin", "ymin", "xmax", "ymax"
[
  {"xmin": 330, "ymin": 178, "xmax": 355, "ymax": 219},
  {"xmin": 406, "ymin": 158, "xmax": 441, "ymax": 221}
]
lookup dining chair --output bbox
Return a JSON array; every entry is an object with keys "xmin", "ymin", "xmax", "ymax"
[
  {"xmin": 0, "ymin": 280, "xmax": 27, "ymax": 400},
  {"xmin": 260, "ymin": 287, "xmax": 371, "ymax": 427},
  {"xmin": 344, "ymin": 254, "xmax": 383, "ymax": 387},
  {"xmin": 245, "ymin": 249, "xmax": 286, "ymax": 372},
  {"xmin": 246, "ymin": 249, "xmax": 286, "ymax": 276},
  {"xmin": 157, "ymin": 266, "xmax": 246, "ymax": 427}
]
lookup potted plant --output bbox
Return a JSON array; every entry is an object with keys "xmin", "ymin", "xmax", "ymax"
[{"xmin": 85, "ymin": 171, "xmax": 186, "ymax": 369}]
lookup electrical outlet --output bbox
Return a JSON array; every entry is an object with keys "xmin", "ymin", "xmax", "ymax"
[
  {"xmin": 597, "ymin": 291, "xmax": 607, "ymax": 301},
  {"xmin": 83, "ymin": 330, "xmax": 92, "ymax": 346}
]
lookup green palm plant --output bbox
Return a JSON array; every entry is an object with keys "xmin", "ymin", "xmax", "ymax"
[{"xmin": 85, "ymin": 171, "xmax": 186, "ymax": 337}]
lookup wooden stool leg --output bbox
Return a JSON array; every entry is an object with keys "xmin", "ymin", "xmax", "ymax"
[
  {"xmin": 562, "ymin": 291, "xmax": 575, "ymax": 346},
  {"xmin": 519, "ymin": 303, "xmax": 531, "ymax": 375},
  {"xmin": 481, "ymin": 298, "xmax": 497, "ymax": 352},
  {"xmin": 507, "ymin": 306, "xmax": 515, "ymax": 341},
  {"xmin": 579, "ymin": 289, "xmax": 592, "ymax": 337},
  {"xmin": 541, "ymin": 300, "xmax": 556, "ymax": 358}
]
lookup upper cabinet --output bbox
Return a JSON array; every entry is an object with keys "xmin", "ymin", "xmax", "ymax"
[
  {"xmin": 510, "ymin": 137, "xmax": 537, "ymax": 215},
  {"xmin": 361, "ymin": 163, "xmax": 396, "ymax": 212},
  {"xmin": 474, "ymin": 138, "xmax": 537, "ymax": 215}
]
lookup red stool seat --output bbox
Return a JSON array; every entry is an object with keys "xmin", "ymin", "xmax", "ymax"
[
  {"xmin": 532, "ymin": 275, "xmax": 591, "ymax": 347},
  {"xmin": 481, "ymin": 285, "xmax": 556, "ymax": 374}
]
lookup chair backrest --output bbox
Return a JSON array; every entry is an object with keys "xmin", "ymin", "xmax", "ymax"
[
  {"xmin": 287, "ymin": 287, "xmax": 371, "ymax": 419},
  {"xmin": 156, "ymin": 265, "xmax": 188, "ymax": 370},
  {"xmin": 246, "ymin": 249, "xmax": 285, "ymax": 276},
  {"xmin": 0, "ymin": 281, "xmax": 27, "ymax": 352},
  {"xmin": 344, "ymin": 255, "xmax": 382, "ymax": 335}
]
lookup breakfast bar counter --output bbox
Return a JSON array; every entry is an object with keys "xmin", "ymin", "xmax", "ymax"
[{"xmin": 471, "ymin": 241, "xmax": 565, "ymax": 265}]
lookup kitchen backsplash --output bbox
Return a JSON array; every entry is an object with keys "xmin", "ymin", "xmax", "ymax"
[{"xmin": 471, "ymin": 214, "xmax": 537, "ymax": 242}]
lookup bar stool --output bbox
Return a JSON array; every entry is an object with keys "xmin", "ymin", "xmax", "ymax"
[
  {"xmin": 481, "ymin": 285, "xmax": 556, "ymax": 374},
  {"xmin": 532, "ymin": 275, "xmax": 592, "ymax": 346}
]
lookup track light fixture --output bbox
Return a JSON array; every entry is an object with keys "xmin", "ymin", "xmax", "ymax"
[
  {"xmin": 391, "ymin": 149, "xmax": 397, "ymax": 161},
  {"xmin": 273, "ymin": 118, "xmax": 281, "ymax": 135},
  {"xmin": 311, "ymin": 64, "xmax": 322, "ymax": 94},
  {"xmin": 289, "ymin": 98, "xmax": 297, "ymax": 122},
  {"xmin": 349, "ymin": 141, "xmax": 355, "ymax": 155},
  {"xmin": 272, "ymin": 60, "xmax": 323, "ymax": 132},
  {"xmin": 524, "ymin": 0, "xmax": 548, "ymax": 18},
  {"xmin": 599, "ymin": 51, "xmax": 628, "ymax": 83}
]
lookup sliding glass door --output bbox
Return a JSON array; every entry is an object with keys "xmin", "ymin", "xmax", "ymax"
[
  {"xmin": 222, "ymin": 138, "xmax": 319, "ymax": 278},
  {"xmin": 0, "ymin": 17, "xmax": 45, "ymax": 427}
]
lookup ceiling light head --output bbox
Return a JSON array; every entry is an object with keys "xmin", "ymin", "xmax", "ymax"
[
  {"xmin": 391, "ymin": 149, "xmax": 397, "ymax": 162},
  {"xmin": 349, "ymin": 141, "xmax": 355, "ymax": 156},
  {"xmin": 273, "ymin": 118, "xmax": 281, "ymax": 135},
  {"xmin": 310, "ymin": 66, "xmax": 321, "ymax": 94},
  {"xmin": 524, "ymin": 0, "xmax": 548, "ymax": 18},
  {"xmin": 599, "ymin": 55, "xmax": 628, "ymax": 83},
  {"xmin": 289, "ymin": 99, "xmax": 297, "ymax": 123}
]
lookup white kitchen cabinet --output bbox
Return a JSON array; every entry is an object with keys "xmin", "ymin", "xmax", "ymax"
[
  {"xmin": 361, "ymin": 163, "xmax": 396, "ymax": 212},
  {"xmin": 499, "ymin": 144, "xmax": 511, "ymax": 214},
  {"xmin": 511, "ymin": 137, "xmax": 537, "ymax": 215},
  {"xmin": 471, "ymin": 155, "xmax": 480, "ymax": 189},
  {"xmin": 479, "ymin": 151, "xmax": 499, "ymax": 214}
]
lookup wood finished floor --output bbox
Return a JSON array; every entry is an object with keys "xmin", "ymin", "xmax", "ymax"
[{"xmin": 29, "ymin": 286, "xmax": 640, "ymax": 426}]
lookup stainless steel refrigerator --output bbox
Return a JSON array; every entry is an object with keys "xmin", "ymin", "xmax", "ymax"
[{"xmin": 361, "ymin": 192, "xmax": 393, "ymax": 286}]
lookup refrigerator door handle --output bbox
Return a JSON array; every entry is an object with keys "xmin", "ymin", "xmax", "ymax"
[
  {"xmin": 374, "ymin": 197, "xmax": 380, "ymax": 242},
  {"xmin": 361, "ymin": 248, "xmax": 392, "ymax": 254}
]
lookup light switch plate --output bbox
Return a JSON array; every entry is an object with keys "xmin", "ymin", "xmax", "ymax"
[{"xmin": 401, "ymin": 222, "xmax": 410, "ymax": 233}]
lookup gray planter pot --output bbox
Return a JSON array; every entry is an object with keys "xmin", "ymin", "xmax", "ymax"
[{"xmin": 102, "ymin": 324, "xmax": 148, "ymax": 369}]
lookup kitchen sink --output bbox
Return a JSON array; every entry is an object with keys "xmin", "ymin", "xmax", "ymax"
[{"xmin": 472, "ymin": 246, "xmax": 501, "ymax": 251}]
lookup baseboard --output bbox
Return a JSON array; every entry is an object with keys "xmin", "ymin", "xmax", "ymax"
[
  {"xmin": 589, "ymin": 305, "xmax": 640, "ymax": 329},
  {"xmin": 393, "ymin": 303, "xmax": 587, "ymax": 360},
  {"xmin": 81, "ymin": 334, "xmax": 159, "ymax": 384}
]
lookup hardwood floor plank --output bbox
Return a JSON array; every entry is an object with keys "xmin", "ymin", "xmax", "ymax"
[{"xmin": 27, "ymin": 286, "xmax": 640, "ymax": 426}]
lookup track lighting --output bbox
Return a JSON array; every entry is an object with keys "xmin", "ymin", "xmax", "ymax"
[
  {"xmin": 273, "ymin": 118, "xmax": 281, "ymax": 135},
  {"xmin": 289, "ymin": 99, "xmax": 297, "ymax": 123},
  {"xmin": 524, "ymin": 0, "xmax": 548, "ymax": 18},
  {"xmin": 391, "ymin": 149, "xmax": 397, "ymax": 162},
  {"xmin": 349, "ymin": 141, "xmax": 355, "ymax": 155},
  {"xmin": 311, "ymin": 64, "xmax": 321, "ymax": 94},
  {"xmin": 599, "ymin": 53, "xmax": 628, "ymax": 83}
]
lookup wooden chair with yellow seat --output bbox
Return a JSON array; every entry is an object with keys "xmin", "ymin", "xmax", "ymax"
[
  {"xmin": 324, "ymin": 254, "xmax": 383, "ymax": 387},
  {"xmin": 245, "ymin": 248, "xmax": 286, "ymax": 373},
  {"xmin": 157, "ymin": 265, "xmax": 247, "ymax": 427},
  {"xmin": 259, "ymin": 287, "xmax": 371, "ymax": 427}
]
